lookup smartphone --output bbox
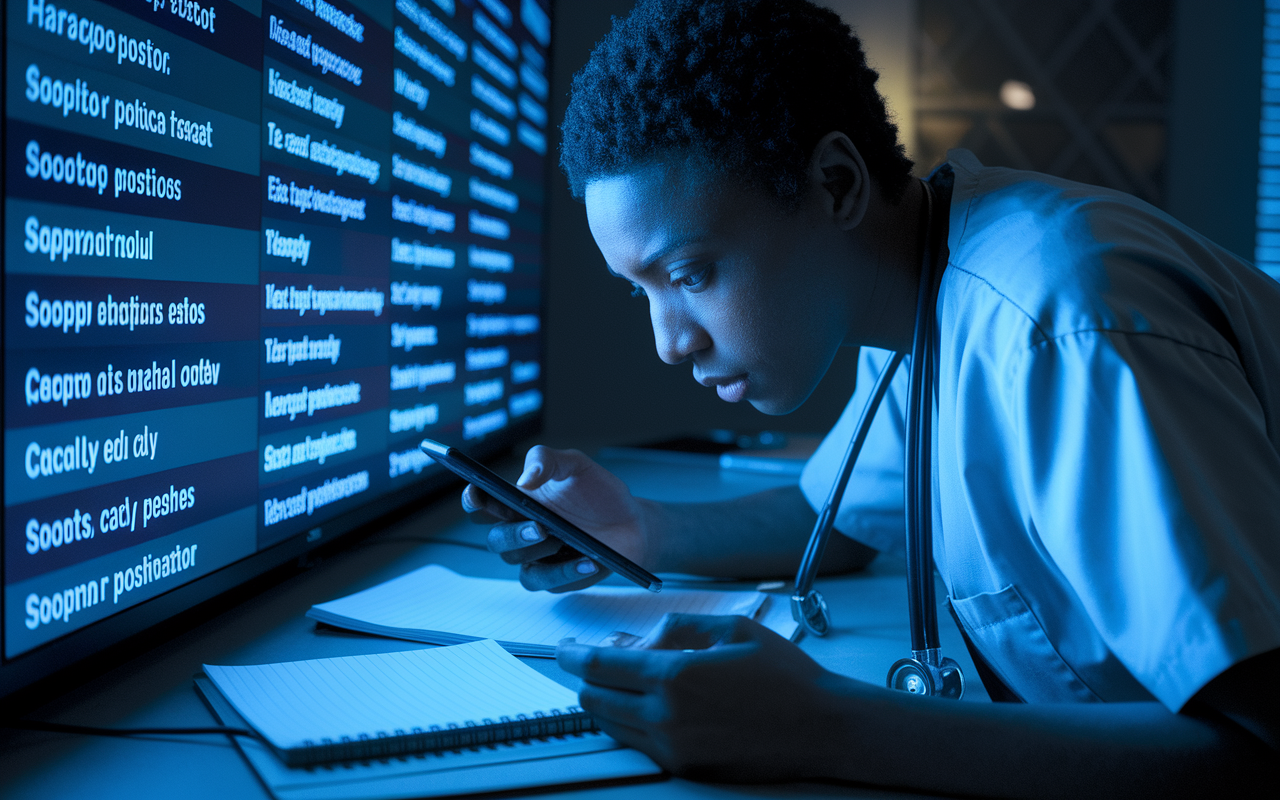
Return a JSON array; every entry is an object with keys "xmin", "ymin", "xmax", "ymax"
[{"xmin": 419, "ymin": 439, "xmax": 662, "ymax": 592}]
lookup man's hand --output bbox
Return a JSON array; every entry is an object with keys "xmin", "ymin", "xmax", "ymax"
[
  {"xmin": 557, "ymin": 613, "xmax": 835, "ymax": 781},
  {"xmin": 462, "ymin": 446, "xmax": 652, "ymax": 592}
]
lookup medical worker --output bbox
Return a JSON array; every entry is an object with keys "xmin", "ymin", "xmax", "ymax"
[{"xmin": 463, "ymin": 0, "xmax": 1280, "ymax": 794}]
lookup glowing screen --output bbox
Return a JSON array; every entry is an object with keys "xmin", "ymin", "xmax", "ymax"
[{"xmin": 4, "ymin": 0, "xmax": 551, "ymax": 658}]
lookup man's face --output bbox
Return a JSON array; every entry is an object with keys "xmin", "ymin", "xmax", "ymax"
[{"xmin": 585, "ymin": 160, "xmax": 865, "ymax": 415}]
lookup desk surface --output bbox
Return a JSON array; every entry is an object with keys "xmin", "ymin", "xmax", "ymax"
[{"xmin": 0, "ymin": 455, "xmax": 984, "ymax": 800}]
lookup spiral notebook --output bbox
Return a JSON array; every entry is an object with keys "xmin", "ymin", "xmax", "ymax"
[
  {"xmin": 306, "ymin": 564, "xmax": 791, "ymax": 657},
  {"xmin": 203, "ymin": 639, "xmax": 599, "ymax": 767}
]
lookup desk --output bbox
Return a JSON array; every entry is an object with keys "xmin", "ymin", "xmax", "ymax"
[{"xmin": 0, "ymin": 453, "xmax": 985, "ymax": 800}]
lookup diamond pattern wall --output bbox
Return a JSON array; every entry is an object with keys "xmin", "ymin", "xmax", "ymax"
[{"xmin": 915, "ymin": 0, "xmax": 1174, "ymax": 207}]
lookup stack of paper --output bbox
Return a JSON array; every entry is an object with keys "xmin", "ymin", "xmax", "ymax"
[{"xmin": 307, "ymin": 564, "xmax": 783, "ymax": 656}]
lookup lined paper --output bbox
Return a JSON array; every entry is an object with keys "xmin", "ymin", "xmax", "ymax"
[
  {"xmin": 308, "ymin": 565, "xmax": 766, "ymax": 649},
  {"xmin": 204, "ymin": 639, "xmax": 580, "ymax": 751}
]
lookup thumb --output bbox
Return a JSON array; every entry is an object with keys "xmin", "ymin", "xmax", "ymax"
[
  {"xmin": 515, "ymin": 445, "xmax": 552, "ymax": 489},
  {"xmin": 641, "ymin": 613, "xmax": 753, "ymax": 651},
  {"xmin": 516, "ymin": 446, "xmax": 591, "ymax": 489}
]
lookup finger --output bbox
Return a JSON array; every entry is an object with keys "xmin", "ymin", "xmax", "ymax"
[
  {"xmin": 520, "ymin": 556, "xmax": 611, "ymax": 593},
  {"xmin": 460, "ymin": 483, "xmax": 483, "ymax": 513},
  {"xmin": 486, "ymin": 521, "xmax": 563, "ymax": 563},
  {"xmin": 589, "ymin": 718, "xmax": 652, "ymax": 754},
  {"xmin": 578, "ymin": 683, "xmax": 653, "ymax": 730},
  {"xmin": 557, "ymin": 642, "xmax": 662, "ymax": 692},
  {"xmin": 461, "ymin": 485, "xmax": 523, "ymax": 522}
]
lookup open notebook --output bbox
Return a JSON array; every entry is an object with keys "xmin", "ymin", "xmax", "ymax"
[
  {"xmin": 198, "ymin": 640, "xmax": 662, "ymax": 798},
  {"xmin": 307, "ymin": 564, "xmax": 795, "ymax": 656}
]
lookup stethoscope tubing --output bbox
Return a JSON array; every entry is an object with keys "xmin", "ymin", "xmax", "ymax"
[
  {"xmin": 792, "ymin": 178, "xmax": 956, "ymax": 687},
  {"xmin": 905, "ymin": 180, "xmax": 944, "ymax": 653},
  {"xmin": 793, "ymin": 350, "xmax": 905, "ymax": 599}
]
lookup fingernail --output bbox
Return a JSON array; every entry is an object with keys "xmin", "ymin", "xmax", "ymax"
[
  {"xmin": 461, "ymin": 487, "xmax": 480, "ymax": 513},
  {"xmin": 575, "ymin": 559, "xmax": 597, "ymax": 575},
  {"xmin": 603, "ymin": 631, "xmax": 642, "ymax": 647},
  {"xmin": 516, "ymin": 465, "xmax": 542, "ymax": 487},
  {"xmin": 558, "ymin": 637, "xmax": 577, "ymax": 646},
  {"xmin": 520, "ymin": 524, "xmax": 541, "ymax": 542}
]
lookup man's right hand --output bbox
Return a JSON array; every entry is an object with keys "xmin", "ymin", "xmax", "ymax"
[{"xmin": 461, "ymin": 446, "xmax": 653, "ymax": 592}]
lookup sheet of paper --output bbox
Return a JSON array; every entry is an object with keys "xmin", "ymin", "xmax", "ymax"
[
  {"xmin": 203, "ymin": 639, "xmax": 580, "ymax": 751},
  {"xmin": 310, "ymin": 565, "xmax": 766, "ymax": 647}
]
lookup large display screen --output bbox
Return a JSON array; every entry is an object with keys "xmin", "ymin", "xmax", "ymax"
[{"xmin": 3, "ymin": 0, "xmax": 551, "ymax": 661}]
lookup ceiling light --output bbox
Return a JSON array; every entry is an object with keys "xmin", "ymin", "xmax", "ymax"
[{"xmin": 1000, "ymin": 80, "xmax": 1036, "ymax": 110}]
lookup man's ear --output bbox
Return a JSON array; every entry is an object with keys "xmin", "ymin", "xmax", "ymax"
[{"xmin": 810, "ymin": 132, "xmax": 871, "ymax": 230}]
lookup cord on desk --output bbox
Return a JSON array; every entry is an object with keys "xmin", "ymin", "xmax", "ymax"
[
  {"xmin": 3, "ymin": 719, "xmax": 261, "ymax": 742},
  {"xmin": 4, "ymin": 541, "xmax": 498, "ymax": 744},
  {"xmin": 354, "ymin": 536, "xmax": 490, "ymax": 552}
]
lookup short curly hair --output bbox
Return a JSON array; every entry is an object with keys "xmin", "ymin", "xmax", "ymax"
[{"xmin": 560, "ymin": 0, "xmax": 914, "ymax": 208}]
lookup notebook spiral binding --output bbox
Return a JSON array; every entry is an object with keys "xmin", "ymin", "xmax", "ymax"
[{"xmin": 289, "ymin": 706, "xmax": 599, "ymax": 767}]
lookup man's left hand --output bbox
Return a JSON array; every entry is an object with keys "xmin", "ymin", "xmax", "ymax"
[{"xmin": 556, "ymin": 613, "xmax": 838, "ymax": 781}]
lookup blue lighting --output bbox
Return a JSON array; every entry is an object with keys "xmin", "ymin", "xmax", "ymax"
[{"xmin": 1257, "ymin": 2, "xmax": 1280, "ymax": 277}]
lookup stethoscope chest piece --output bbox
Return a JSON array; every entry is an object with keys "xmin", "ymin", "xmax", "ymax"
[
  {"xmin": 887, "ymin": 650, "xmax": 965, "ymax": 699},
  {"xmin": 790, "ymin": 589, "xmax": 831, "ymax": 637}
]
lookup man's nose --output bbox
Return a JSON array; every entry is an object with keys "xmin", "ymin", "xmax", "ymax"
[{"xmin": 650, "ymin": 299, "xmax": 710, "ymax": 365}]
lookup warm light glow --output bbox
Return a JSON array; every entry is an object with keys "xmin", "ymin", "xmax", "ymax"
[{"xmin": 1000, "ymin": 80, "xmax": 1036, "ymax": 110}]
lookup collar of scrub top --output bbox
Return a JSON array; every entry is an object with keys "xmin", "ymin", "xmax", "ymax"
[{"xmin": 789, "ymin": 176, "xmax": 965, "ymax": 699}]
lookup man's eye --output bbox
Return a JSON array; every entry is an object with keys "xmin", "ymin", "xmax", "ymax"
[
  {"xmin": 675, "ymin": 265, "xmax": 712, "ymax": 291},
  {"xmin": 630, "ymin": 284, "xmax": 647, "ymax": 298}
]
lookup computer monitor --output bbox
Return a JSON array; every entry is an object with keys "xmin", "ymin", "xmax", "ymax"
[{"xmin": 2, "ymin": 0, "xmax": 553, "ymax": 703}]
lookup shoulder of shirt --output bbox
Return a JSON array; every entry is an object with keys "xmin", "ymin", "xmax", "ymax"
[{"xmin": 938, "ymin": 148, "xmax": 1258, "ymax": 361}]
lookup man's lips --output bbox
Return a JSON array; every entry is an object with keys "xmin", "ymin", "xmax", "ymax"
[{"xmin": 698, "ymin": 374, "xmax": 749, "ymax": 403}]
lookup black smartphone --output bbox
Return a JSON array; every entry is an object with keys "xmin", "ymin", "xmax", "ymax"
[{"xmin": 419, "ymin": 439, "xmax": 662, "ymax": 592}]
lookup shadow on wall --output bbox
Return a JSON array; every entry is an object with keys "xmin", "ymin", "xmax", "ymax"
[{"xmin": 541, "ymin": 0, "xmax": 863, "ymax": 446}]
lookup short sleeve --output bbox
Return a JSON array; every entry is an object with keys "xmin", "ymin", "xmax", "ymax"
[
  {"xmin": 1014, "ymin": 330, "xmax": 1280, "ymax": 710},
  {"xmin": 799, "ymin": 347, "xmax": 909, "ymax": 556}
]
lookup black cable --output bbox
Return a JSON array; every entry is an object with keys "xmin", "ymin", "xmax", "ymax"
[
  {"xmin": 5, "ymin": 544, "xmax": 499, "ymax": 744},
  {"xmin": 4, "ymin": 719, "xmax": 260, "ymax": 741},
  {"xmin": 355, "ymin": 536, "xmax": 489, "ymax": 552}
]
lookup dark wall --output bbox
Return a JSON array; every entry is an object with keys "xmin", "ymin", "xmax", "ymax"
[
  {"xmin": 540, "ymin": 0, "xmax": 861, "ymax": 444},
  {"xmin": 1166, "ymin": 0, "xmax": 1263, "ymax": 261}
]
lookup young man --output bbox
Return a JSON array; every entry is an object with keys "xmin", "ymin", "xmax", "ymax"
[{"xmin": 464, "ymin": 0, "xmax": 1280, "ymax": 794}]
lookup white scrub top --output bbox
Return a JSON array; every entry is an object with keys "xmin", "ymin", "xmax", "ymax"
[{"xmin": 801, "ymin": 150, "xmax": 1280, "ymax": 710}]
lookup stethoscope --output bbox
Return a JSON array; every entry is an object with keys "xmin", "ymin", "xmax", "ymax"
[{"xmin": 790, "ymin": 177, "xmax": 965, "ymax": 700}]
